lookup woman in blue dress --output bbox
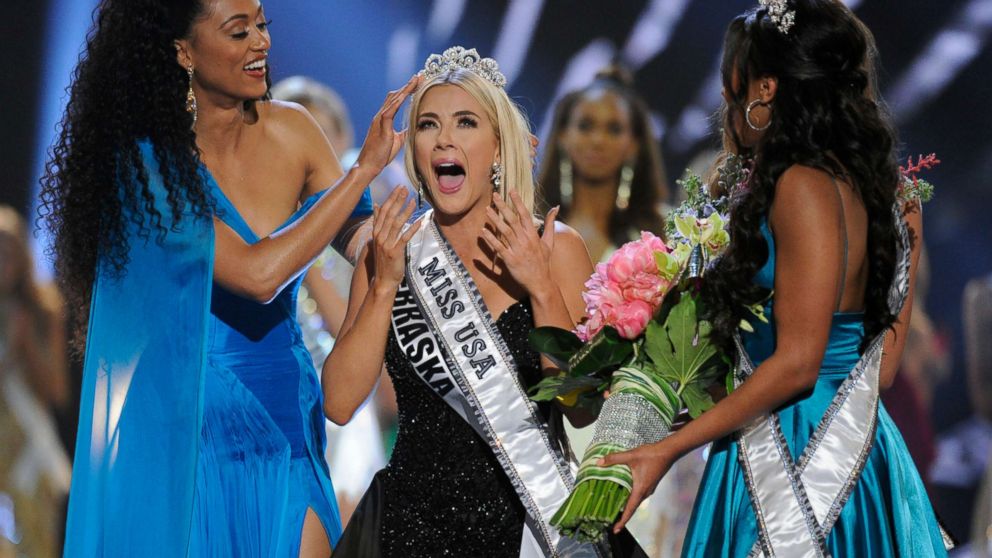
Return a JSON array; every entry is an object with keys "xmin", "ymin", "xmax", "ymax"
[
  {"xmin": 39, "ymin": 0, "xmax": 416, "ymax": 555},
  {"xmin": 601, "ymin": 1, "xmax": 950, "ymax": 556}
]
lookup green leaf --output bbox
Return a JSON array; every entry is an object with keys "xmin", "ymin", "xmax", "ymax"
[
  {"xmin": 529, "ymin": 374, "xmax": 605, "ymax": 415},
  {"xmin": 724, "ymin": 370, "xmax": 737, "ymax": 396},
  {"xmin": 529, "ymin": 375, "xmax": 568, "ymax": 401},
  {"xmin": 693, "ymin": 351, "xmax": 727, "ymax": 385},
  {"xmin": 568, "ymin": 327, "xmax": 633, "ymax": 377},
  {"xmin": 643, "ymin": 296, "xmax": 719, "ymax": 388},
  {"xmin": 682, "ymin": 383, "xmax": 715, "ymax": 418},
  {"xmin": 529, "ymin": 326, "xmax": 584, "ymax": 371}
]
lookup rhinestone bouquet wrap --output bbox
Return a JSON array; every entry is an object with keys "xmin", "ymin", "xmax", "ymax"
[{"xmin": 531, "ymin": 171, "xmax": 745, "ymax": 542}]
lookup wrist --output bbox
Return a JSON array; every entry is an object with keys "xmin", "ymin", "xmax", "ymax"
[
  {"xmin": 370, "ymin": 276, "xmax": 401, "ymax": 299},
  {"xmin": 660, "ymin": 430, "xmax": 692, "ymax": 460},
  {"xmin": 348, "ymin": 160, "xmax": 381, "ymax": 186},
  {"xmin": 527, "ymin": 278, "xmax": 558, "ymax": 306}
]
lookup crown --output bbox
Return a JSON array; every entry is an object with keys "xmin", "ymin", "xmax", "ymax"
[
  {"xmin": 420, "ymin": 46, "xmax": 507, "ymax": 89},
  {"xmin": 759, "ymin": 0, "xmax": 796, "ymax": 34}
]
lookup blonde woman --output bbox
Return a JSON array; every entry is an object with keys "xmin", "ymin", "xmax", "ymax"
[{"xmin": 325, "ymin": 47, "xmax": 643, "ymax": 557}]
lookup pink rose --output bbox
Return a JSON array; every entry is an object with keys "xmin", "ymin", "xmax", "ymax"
[
  {"xmin": 622, "ymin": 273, "xmax": 668, "ymax": 308},
  {"xmin": 606, "ymin": 233, "xmax": 664, "ymax": 284},
  {"xmin": 576, "ymin": 274, "xmax": 622, "ymax": 341},
  {"xmin": 582, "ymin": 277, "xmax": 623, "ymax": 312},
  {"xmin": 604, "ymin": 232, "xmax": 673, "ymax": 308},
  {"xmin": 612, "ymin": 299, "xmax": 653, "ymax": 339},
  {"xmin": 574, "ymin": 232, "xmax": 674, "ymax": 341}
]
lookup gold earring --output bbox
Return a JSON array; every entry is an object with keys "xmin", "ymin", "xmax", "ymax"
[
  {"xmin": 559, "ymin": 154, "xmax": 573, "ymax": 207},
  {"xmin": 616, "ymin": 164, "xmax": 633, "ymax": 210},
  {"xmin": 185, "ymin": 65, "xmax": 197, "ymax": 128}
]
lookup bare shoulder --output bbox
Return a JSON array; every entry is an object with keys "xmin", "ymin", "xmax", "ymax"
[
  {"xmin": 259, "ymin": 100, "xmax": 320, "ymax": 136},
  {"xmin": 770, "ymin": 164, "xmax": 842, "ymax": 224},
  {"xmin": 549, "ymin": 221, "xmax": 592, "ymax": 263}
]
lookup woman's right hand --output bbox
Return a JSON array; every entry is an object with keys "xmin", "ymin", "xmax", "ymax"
[
  {"xmin": 355, "ymin": 74, "xmax": 421, "ymax": 174},
  {"xmin": 372, "ymin": 187, "xmax": 421, "ymax": 289}
]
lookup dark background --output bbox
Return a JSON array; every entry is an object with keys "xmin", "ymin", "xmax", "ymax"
[{"xmin": 4, "ymin": 0, "xmax": 989, "ymax": 488}]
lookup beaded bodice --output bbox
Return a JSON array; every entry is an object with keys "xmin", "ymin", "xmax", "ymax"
[{"xmin": 380, "ymin": 296, "xmax": 548, "ymax": 556}]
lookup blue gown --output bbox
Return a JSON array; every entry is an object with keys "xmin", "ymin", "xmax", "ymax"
[
  {"xmin": 65, "ymin": 141, "xmax": 369, "ymax": 557},
  {"xmin": 682, "ymin": 221, "xmax": 948, "ymax": 557}
]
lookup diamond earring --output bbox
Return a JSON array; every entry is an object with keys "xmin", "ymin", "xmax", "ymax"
[
  {"xmin": 491, "ymin": 162, "xmax": 503, "ymax": 192},
  {"xmin": 185, "ymin": 65, "xmax": 197, "ymax": 128}
]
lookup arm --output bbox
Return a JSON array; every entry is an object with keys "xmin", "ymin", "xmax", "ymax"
[
  {"xmin": 602, "ymin": 166, "xmax": 847, "ymax": 531},
  {"xmin": 541, "ymin": 223, "xmax": 598, "ymax": 427},
  {"xmin": 484, "ymin": 190, "xmax": 596, "ymax": 427},
  {"xmin": 879, "ymin": 200, "xmax": 923, "ymax": 389},
  {"xmin": 322, "ymin": 189, "xmax": 420, "ymax": 424},
  {"xmin": 213, "ymin": 76, "xmax": 418, "ymax": 303}
]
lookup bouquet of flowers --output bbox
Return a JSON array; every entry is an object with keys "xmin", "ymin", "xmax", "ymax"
[
  {"xmin": 529, "ymin": 158, "xmax": 759, "ymax": 542},
  {"xmin": 899, "ymin": 153, "xmax": 938, "ymax": 203}
]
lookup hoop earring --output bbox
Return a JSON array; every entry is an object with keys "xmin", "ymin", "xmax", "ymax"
[
  {"xmin": 745, "ymin": 99, "xmax": 771, "ymax": 132},
  {"xmin": 616, "ymin": 164, "xmax": 634, "ymax": 210},
  {"xmin": 559, "ymin": 155, "xmax": 573, "ymax": 207},
  {"xmin": 490, "ymin": 162, "xmax": 503, "ymax": 193},
  {"xmin": 185, "ymin": 65, "xmax": 198, "ymax": 128}
]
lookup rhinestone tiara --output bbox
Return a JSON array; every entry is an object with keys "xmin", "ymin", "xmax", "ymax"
[
  {"xmin": 759, "ymin": 0, "xmax": 796, "ymax": 34},
  {"xmin": 420, "ymin": 46, "xmax": 507, "ymax": 89}
]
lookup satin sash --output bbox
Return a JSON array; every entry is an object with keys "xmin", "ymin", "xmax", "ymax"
[
  {"xmin": 732, "ymin": 206, "xmax": 950, "ymax": 557},
  {"xmin": 391, "ymin": 211, "xmax": 602, "ymax": 558}
]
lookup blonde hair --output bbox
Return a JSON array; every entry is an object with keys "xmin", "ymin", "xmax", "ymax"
[{"xmin": 404, "ymin": 68, "xmax": 536, "ymax": 213}]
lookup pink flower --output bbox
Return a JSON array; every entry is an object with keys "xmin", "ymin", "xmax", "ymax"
[
  {"xmin": 612, "ymin": 299, "xmax": 653, "ymax": 339},
  {"xmin": 574, "ymin": 232, "xmax": 676, "ymax": 341},
  {"xmin": 605, "ymin": 232, "xmax": 673, "ymax": 309},
  {"xmin": 606, "ymin": 232, "xmax": 667, "ymax": 284}
]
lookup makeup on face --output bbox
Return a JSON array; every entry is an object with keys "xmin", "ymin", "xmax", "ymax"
[
  {"xmin": 414, "ymin": 85, "xmax": 499, "ymax": 215},
  {"xmin": 187, "ymin": 0, "xmax": 271, "ymax": 100},
  {"xmin": 560, "ymin": 90, "xmax": 635, "ymax": 183}
]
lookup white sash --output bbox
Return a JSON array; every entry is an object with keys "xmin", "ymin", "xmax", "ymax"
[
  {"xmin": 391, "ymin": 211, "xmax": 602, "ymax": 558},
  {"xmin": 733, "ymin": 206, "xmax": 950, "ymax": 557}
]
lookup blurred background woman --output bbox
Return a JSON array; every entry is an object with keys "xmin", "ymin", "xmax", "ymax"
[
  {"xmin": 538, "ymin": 65, "xmax": 670, "ymax": 263},
  {"xmin": 0, "ymin": 205, "xmax": 70, "ymax": 558}
]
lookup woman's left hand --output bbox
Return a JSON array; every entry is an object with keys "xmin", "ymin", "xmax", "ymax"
[
  {"xmin": 482, "ymin": 189, "xmax": 559, "ymax": 296},
  {"xmin": 598, "ymin": 441, "xmax": 678, "ymax": 534}
]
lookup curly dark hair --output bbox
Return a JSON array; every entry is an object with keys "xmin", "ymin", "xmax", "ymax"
[
  {"xmin": 39, "ymin": 0, "xmax": 269, "ymax": 350},
  {"xmin": 537, "ymin": 65, "xmax": 670, "ymax": 248},
  {"xmin": 702, "ymin": 0, "xmax": 901, "ymax": 355}
]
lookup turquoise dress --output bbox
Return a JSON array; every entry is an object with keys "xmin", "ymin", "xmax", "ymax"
[
  {"xmin": 64, "ymin": 141, "xmax": 369, "ymax": 556},
  {"xmin": 682, "ymin": 221, "xmax": 948, "ymax": 557}
]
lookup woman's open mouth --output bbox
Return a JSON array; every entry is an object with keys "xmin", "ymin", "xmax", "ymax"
[{"xmin": 434, "ymin": 161, "xmax": 466, "ymax": 195}]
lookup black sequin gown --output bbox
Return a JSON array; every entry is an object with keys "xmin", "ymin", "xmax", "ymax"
[{"xmin": 335, "ymin": 293, "xmax": 560, "ymax": 558}]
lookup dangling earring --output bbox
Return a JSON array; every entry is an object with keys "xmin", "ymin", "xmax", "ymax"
[
  {"xmin": 616, "ymin": 163, "xmax": 633, "ymax": 210},
  {"xmin": 416, "ymin": 176, "xmax": 425, "ymax": 209},
  {"xmin": 559, "ymin": 155, "xmax": 573, "ymax": 207},
  {"xmin": 745, "ymin": 99, "xmax": 771, "ymax": 131},
  {"xmin": 490, "ymin": 162, "xmax": 503, "ymax": 193},
  {"xmin": 185, "ymin": 64, "xmax": 198, "ymax": 128}
]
